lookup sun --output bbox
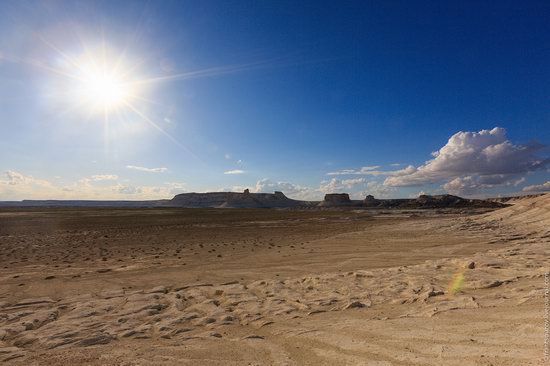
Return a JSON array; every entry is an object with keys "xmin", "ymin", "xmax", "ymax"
[
  {"xmin": 41, "ymin": 38, "xmax": 251, "ymax": 153},
  {"xmin": 76, "ymin": 63, "xmax": 131, "ymax": 111}
]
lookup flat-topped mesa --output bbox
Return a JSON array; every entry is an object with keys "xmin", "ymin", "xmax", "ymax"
[
  {"xmin": 325, "ymin": 193, "xmax": 351, "ymax": 203},
  {"xmin": 412, "ymin": 194, "xmax": 505, "ymax": 209},
  {"xmin": 169, "ymin": 190, "xmax": 304, "ymax": 208},
  {"xmin": 416, "ymin": 194, "xmax": 464, "ymax": 206},
  {"xmin": 318, "ymin": 193, "xmax": 353, "ymax": 207}
]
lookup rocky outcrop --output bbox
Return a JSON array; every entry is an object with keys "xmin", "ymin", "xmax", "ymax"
[
  {"xmin": 363, "ymin": 195, "xmax": 381, "ymax": 207},
  {"xmin": 413, "ymin": 194, "xmax": 504, "ymax": 209},
  {"xmin": 318, "ymin": 193, "xmax": 353, "ymax": 207},
  {"xmin": 169, "ymin": 190, "xmax": 305, "ymax": 208},
  {"xmin": 0, "ymin": 192, "xmax": 508, "ymax": 210}
]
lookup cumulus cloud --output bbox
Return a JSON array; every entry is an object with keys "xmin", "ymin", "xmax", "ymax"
[
  {"xmin": 0, "ymin": 170, "xmax": 184, "ymax": 200},
  {"xmin": 1, "ymin": 170, "xmax": 30, "ymax": 185},
  {"xmin": 522, "ymin": 181, "xmax": 550, "ymax": 192},
  {"xmin": 384, "ymin": 127, "xmax": 549, "ymax": 195},
  {"xmin": 250, "ymin": 178, "xmax": 316, "ymax": 200},
  {"xmin": 442, "ymin": 175, "xmax": 526, "ymax": 196},
  {"xmin": 358, "ymin": 181, "xmax": 396, "ymax": 199},
  {"xmin": 0, "ymin": 170, "xmax": 58, "ymax": 200},
  {"xmin": 113, "ymin": 184, "xmax": 141, "ymax": 195},
  {"xmin": 1, "ymin": 170, "xmax": 52, "ymax": 187},
  {"xmin": 229, "ymin": 176, "xmax": 400, "ymax": 201},
  {"xmin": 224, "ymin": 169, "xmax": 244, "ymax": 175},
  {"xmin": 165, "ymin": 182, "xmax": 187, "ymax": 195},
  {"xmin": 126, "ymin": 165, "xmax": 168, "ymax": 173},
  {"xmin": 319, "ymin": 177, "xmax": 367, "ymax": 193}
]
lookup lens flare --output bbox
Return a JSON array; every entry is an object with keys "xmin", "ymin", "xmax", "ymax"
[{"xmin": 448, "ymin": 268, "xmax": 465, "ymax": 295}]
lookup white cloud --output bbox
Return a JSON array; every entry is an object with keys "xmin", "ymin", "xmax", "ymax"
[
  {"xmin": 126, "ymin": 165, "xmax": 168, "ymax": 173},
  {"xmin": 408, "ymin": 190, "xmax": 427, "ymax": 198},
  {"xmin": 0, "ymin": 170, "xmax": 184, "ymax": 200},
  {"xmin": 230, "ymin": 179, "xmax": 319, "ymax": 200},
  {"xmin": 113, "ymin": 184, "xmax": 141, "ymax": 195},
  {"xmin": 384, "ymin": 127, "xmax": 549, "ymax": 195},
  {"xmin": 358, "ymin": 181, "xmax": 396, "ymax": 199},
  {"xmin": 522, "ymin": 181, "xmax": 550, "ymax": 192},
  {"xmin": 441, "ymin": 175, "xmax": 527, "ymax": 196},
  {"xmin": 318, "ymin": 178, "xmax": 345, "ymax": 193},
  {"xmin": 341, "ymin": 178, "xmax": 367, "ymax": 187},
  {"xmin": 165, "ymin": 182, "xmax": 187, "ymax": 195},
  {"xmin": 230, "ymin": 177, "xmax": 398, "ymax": 201},
  {"xmin": 319, "ymin": 177, "xmax": 367, "ymax": 194},
  {"xmin": 1, "ymin": 170, "xmax": 52, "ymax": 187},
  {"xmin": 251, "ymin": 178, "xmax": 317, "ymax": 200},
  {"xmin": 1, "ymin": 170, "xmax": 31, "ymax": 185},
  {"xmin": 224, "ymin": 169, "xmax": 244, "ymax": 175},
  {"xmin": 224, "ymin": 153, "xmax": 231, "ymax": 160},
  {"xmin": 90, "ymin": 174, "xmax": 118, "ymax": 181},
  {"xmin": 0, "ymin": 170, "xmax": 58, "ymax": 200}
]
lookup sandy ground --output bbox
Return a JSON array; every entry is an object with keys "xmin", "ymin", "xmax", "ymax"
[{"xmin": 0, "ymin": 197, "xmax": 548, "ymax": 365}]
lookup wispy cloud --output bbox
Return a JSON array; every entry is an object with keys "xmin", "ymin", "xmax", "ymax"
[
  {"xmin": 327, "ymin": 165, "xmax": 414, "ymax": 177},
  {"xmin": 90, "ymin": 174, "xmax": 118, "ymax": 181},
  {"xmin": 126, "ymin": 165, "xmax": 168, "ymax": 173},
  {"xmin": 224, "ymin": 169, "xmax": 244, "ymax": 175},
  {"xmin": 327, "ymin": 166, "xmax": 381, "ymax": 176}
]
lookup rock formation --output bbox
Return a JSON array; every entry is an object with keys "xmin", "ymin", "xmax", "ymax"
[
  {"xmin": 318, "ymin": 193, "xmax": 353, "ymax": 207},
  {"xmin": 169, "ymin": 190, "xmax": 305, "ymax": 208},
  {"xmin": 363, "ymin": 195, "xmax": 380, "ymax": 207}
]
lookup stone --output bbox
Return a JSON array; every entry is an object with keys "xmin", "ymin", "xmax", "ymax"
[{"xmin": 345, "ymin": 301, "xmax": 367, "ymax": 309}]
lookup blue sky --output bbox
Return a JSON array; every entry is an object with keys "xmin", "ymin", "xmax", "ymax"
[{"xmin": 0, "ymin": 0, "xmax": 549, "ymax": 200}]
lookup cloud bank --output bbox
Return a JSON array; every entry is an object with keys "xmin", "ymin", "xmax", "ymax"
[
  {"xmin": 0, "ymin": 170, "xmax": 185, "ymax": 200},
  {"xmin": 251, "ymin": 178, "xmax": 314, "ymax": 200},
  {"xmin": 522, "ymin": 181, "xmax": 550, "ymax": 192},
  {"xmin": 384, "ymin": 127, "xmax": 548, "ymax": 195}
]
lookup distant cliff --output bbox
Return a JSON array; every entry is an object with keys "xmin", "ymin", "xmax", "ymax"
[
  {"xmin": 315, "ymin": 193, "xmax": 506, "ymax": 209},
  {"xmin": 0, "ymin": 192, "xmax": 507, "ymax": 209},
  {"xmin": 168, "ymin": 189, "xmax": 306, "ymax": 208},
  {"xmin": 317, "ymin": 193, "xmax": 352, "ymax": 207}
]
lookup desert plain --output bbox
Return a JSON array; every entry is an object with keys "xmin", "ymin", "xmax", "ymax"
[{"xmin": 0, "ymin": 194, "xmax": 549, "ymax": 365}]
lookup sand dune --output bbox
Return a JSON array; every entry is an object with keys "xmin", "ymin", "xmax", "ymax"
[{"xmin": 479, "ymin": 193, "xmax": 550, "ymax": 237}]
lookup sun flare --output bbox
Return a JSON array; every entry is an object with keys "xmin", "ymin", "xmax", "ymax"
[{"xmin": 76, "ymin": 63, "xmax": 131, "ymax": 111}]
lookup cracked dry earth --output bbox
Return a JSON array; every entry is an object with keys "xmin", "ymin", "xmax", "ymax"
[{"xmin": 0, "ymin": 198, "xmax": 549, "ymax": 365}]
